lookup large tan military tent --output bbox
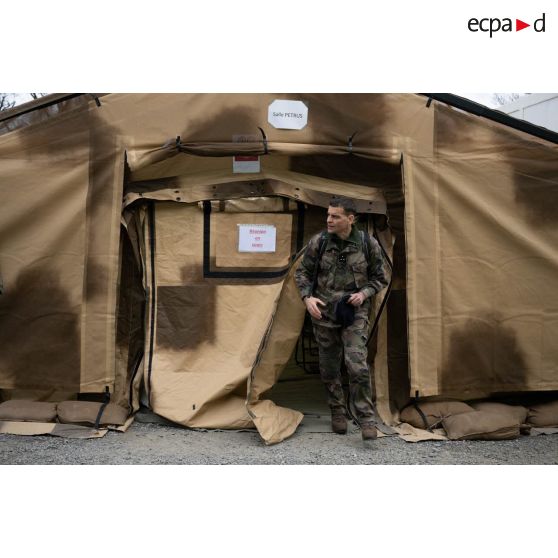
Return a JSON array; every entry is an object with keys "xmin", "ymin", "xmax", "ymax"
[{"xmin": 1, "ymin": 93, "xmax": 557, "ymax": 443}]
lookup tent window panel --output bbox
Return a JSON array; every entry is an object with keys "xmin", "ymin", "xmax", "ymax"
[
  {"xmin": 202, "ymin": 201, "xmax": 293, "ymax": 279},
  {"xmin": 214, "ymin": 213, "xmax": 293, "ymax": 269}
]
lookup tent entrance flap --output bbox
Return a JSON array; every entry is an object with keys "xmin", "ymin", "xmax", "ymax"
[{"xmin": 140, "ymin": 197, "xmax": 311, "ymax": 430}]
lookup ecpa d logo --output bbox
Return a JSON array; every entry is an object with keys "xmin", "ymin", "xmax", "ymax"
[{"xmin": 468, "ymin": 13, "xmax": 546, "ymax": 37}]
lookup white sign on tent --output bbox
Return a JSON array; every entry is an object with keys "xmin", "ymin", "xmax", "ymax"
[
  {"xmin": 232, "ymin": 134, "xmax": 261, "ymax": 173},
  {"xmin": 268, "ymin": 100, "xmax": 308, "ymax": 130},
  {"xmin": 238, "ymin": 224, "xmax": 277, "ymax": 253}
]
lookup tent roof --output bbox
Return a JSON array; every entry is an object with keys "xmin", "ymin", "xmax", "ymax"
[
  {"xmin": 2, "ymin": 92, "xmax": 558, "ymax": 146},
  {"xmin": 0, "ymin": 93, "xmax": 103, "ymax": 123},
  {"xmin": 421, "ymin": 93, "xmax": 558, "ymax": 145}
]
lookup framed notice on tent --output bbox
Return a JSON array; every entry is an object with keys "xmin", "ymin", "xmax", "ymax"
[
  {"xmin": 214, "ymin": 213, "xmax": 292, "ymax": 269},
  {"xmin": 238, "ymin": 224, "xmax": 276, "ymax": 253}
]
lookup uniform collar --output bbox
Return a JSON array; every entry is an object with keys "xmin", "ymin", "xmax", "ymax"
[{"xmin": 330, "ymin": 226, "xmax": 360, "ymax": 246}]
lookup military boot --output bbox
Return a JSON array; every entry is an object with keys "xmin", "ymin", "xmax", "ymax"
[
  {"xmin": 331, "ymin": 414, "xmax": 348, "ymax": 435},
  {"xmin": 361, "ymin": 423, "xmax": 377, "ymax": 445}
]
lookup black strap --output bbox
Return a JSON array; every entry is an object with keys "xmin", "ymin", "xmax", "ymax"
[
  {"xmin": 258, "ymin": 127, "xmax": 268, "ymax": 155},
  {"xmin": 359, "ymin": 230, "xmax": 372, "ymax": 265},
  {"xmin": 412, "ymin": 401, "xmax": 432, "ymax": 432},
  {"xmin": 310, "ymin": 232, "xmax": 328, "ymax": 296},
  {"xmin": 347, "ymin": 131, "xmax": 357, "ymax": 154},
  {"xmin": 94, "ymin": 387, "xmax": 111, "ymax": 430},
  {"xmin": 146, "ymin": 201, "xmax": 157, "ymax": 407},
  {"xmin": 90, "ymin": 94, "xmax": 101, "ymax": 107},
  {"xmin": 203, "ymin": 200, "xmax": 212, "ymax": 274}
]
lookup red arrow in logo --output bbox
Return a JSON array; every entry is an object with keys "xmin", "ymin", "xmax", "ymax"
[{"xmin": 516, "ymin": 19, "xmax": 531, "ymax": 31}]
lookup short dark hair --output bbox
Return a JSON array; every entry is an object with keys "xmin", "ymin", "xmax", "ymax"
[{"xmin": 329, "ymin": 196, "xmax": 357, "ymax": 216}]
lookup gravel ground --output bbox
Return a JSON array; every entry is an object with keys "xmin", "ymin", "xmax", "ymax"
[{"xmin": 2, "ymin": 421, "xmax": 558, "ymax": 465}]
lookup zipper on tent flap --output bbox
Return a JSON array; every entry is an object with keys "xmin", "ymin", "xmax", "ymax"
[
  {"xmin": 367, "ymin": 218, "xmax": 394, "ymax": 345},
  {"xmin": 128, "ymin": 350, "xmax": 145, "ymax": 412},
  {"xmin": 146, "ymin": 202, "xmax": 157, "ymax": 409},
  {"xmin": 247, "ymin": 248, "xmax": 305, "ymax": 412}
]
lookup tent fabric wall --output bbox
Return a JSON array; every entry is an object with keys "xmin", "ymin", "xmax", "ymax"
[
  {"xmin": 406, "ymin": 103, "xmax": 558, "ymax": 398},
  {"xmin": 0, "ymin": 106, "xmax": 124, "ymax": 395}
]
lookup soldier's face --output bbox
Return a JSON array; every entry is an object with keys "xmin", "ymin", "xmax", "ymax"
[{"xmin": 327, "ymin": 206, "xmax": 354, "ymax": 236}]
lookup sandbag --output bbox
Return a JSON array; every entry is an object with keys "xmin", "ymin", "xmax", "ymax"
[
  {"xmin": 400, "ymin": 400, "xmax": 474, "ymax": 429},
  {"xmin": 0, "ymin": 400, "xmax": 57, "ymax": 422},
  {"xmin": 527, "ymin": 400, "xmax": 558, "ymax": 428},
  {"xmin": 442, "ymin": 410, "xmax": 520, "ymax": 440},
  {"xmin": 470, "ymin": 401, "xmax": 528, "ymax": 425},
  {"xmin": 0, "ymin": 389, "xmax": 77, "ymax": 402},
  {"xmin": 57, "ymin": 401, "xmax": 129, "ymax": 426}
]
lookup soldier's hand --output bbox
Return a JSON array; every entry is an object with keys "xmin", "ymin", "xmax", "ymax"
[
  {"xmin": 305, "ymin": 296, "xmax": 326, "ymax": 319},
  {"xmin": 347, "ymin": 292, "xmax": 366, "ymax": 306}
]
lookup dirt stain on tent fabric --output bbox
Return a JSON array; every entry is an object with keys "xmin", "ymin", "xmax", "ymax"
[
  {"xmin": 0, "ymin": 265, "xmax": 80, "ymax": 390},
  {"xmin": 179, "ymin": 105, "xmax": 259, "ymax": 143},
  {"xmin": 156, "ymin": 265, "xmax": 216, "ymax": 350},
  {"xmin": 441, "ymin": 313, "xmax": 529, "ymax": 396},
  {"xmin": 84, "ymin": 109, "xmax": 123, "ymax": 302}
]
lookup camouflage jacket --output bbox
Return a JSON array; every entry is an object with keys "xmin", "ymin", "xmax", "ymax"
[{"xmin": 294, "ymin": 227, "xmax": 388, "ymax": 326}]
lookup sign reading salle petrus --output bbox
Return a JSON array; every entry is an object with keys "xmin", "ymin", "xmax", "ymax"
[
  {"xmin": 268, "ymin": 100, "xmax": 308, "ymax": 130},
  {"xmin": 238, "ymin": 224, "xmax": 277, "ymax": 253}
]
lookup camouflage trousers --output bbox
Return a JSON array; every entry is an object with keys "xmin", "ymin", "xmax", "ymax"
[{"xmin": 313, "ymin": 318, "xmax": 375, "ymax": 426}]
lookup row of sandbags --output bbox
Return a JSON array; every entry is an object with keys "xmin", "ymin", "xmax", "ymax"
[
  {"xmin": 0, "ymin": 400, "xmax": 129, "ymax": 427},
  {"xmin": 399, "ymin": 399, "xmax": 558, "ymax": 440}
]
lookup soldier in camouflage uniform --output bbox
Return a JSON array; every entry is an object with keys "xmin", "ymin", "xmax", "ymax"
[{"xmin": 295, "ymin": 196, "xmax": 388, "ymax": 442}]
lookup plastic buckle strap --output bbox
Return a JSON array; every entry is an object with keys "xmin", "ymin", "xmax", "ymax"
[
  {"xmin": 88, "ymin": 94, "xmax": 101, "ymax": 107},
  {"xmin": 347, "ymin": 131, "xmax": 357, "ymax": 154},
  {"xmin": 94, "ymin": 386, "xmax": 111, "ymax": 430}
]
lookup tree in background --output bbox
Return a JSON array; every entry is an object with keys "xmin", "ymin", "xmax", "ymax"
[
  {"xmin": 492, "ymin": 93, "xmax": 527, "ymax": 106},
  {"xmin": 0, "ymin": 93, "xmax": 16, "ymax": 111},
  {"xmin": 0, "ymin": 93, "xmax": 48, "ymax": 111}
]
